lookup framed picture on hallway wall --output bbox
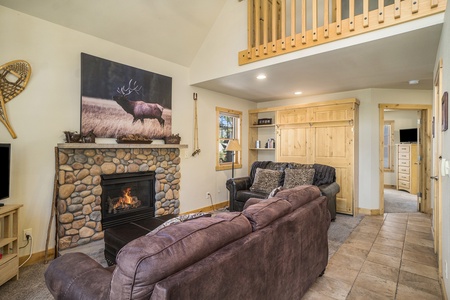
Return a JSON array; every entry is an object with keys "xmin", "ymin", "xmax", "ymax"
[
  {"xmin": 443, "ymin": 91, "xmax": 448, "ymax": 132},
  {"xmin": 80, "ymin": 53, "xmax": 172, "ymax": 139}
]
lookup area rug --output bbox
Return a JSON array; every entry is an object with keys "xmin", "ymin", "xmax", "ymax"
[
  {"xmin": 328, "ymin": 213, "xmax": 364, "ymax": 258},
  {"xmin": 384, "ymin": 188, "xmax": 417, "ymax": 213},
  {"xmin": 0, "ymin": 213, "xmax": 362, "ymax": 299}
]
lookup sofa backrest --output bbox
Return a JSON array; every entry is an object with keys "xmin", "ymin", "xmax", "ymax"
[
  {"xmin": 151, "ymin": 196, "xmax": 330, "ymax": 300},
  {"xmin": 242, "ymin": 197, "xmax": 292, "ymax": 231},
  {"xmin": 312, "ymin": 163, "xmax": 336, "ymax": 186},
  {"xmin": 275, "ymin": 185, "xmax": 322, "ymax": 210},
  {"xmin": 110, "ymin": 212, "xmax": 252, "ymax": 299},
  {"xmin": 250, "ymin": 161, "xmax": 336, "ymax": 187}
]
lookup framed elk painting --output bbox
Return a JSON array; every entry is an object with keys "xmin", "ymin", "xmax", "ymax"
[{"xmin": 80, "ymin": 53, "xmax": 172, "ymax": 140}]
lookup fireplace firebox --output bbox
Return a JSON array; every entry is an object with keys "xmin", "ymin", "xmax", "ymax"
[{"xmin": 101, "ymin": 171, "xmax": 155, "ymax": 230}]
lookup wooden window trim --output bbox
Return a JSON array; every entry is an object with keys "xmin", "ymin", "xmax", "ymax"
[{"xmin": 216, "ymin": 107, "xmax": 242, "ymax": 171}]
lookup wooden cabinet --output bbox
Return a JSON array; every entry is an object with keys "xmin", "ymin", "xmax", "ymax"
[
  {"xmin": 397, "ymin": 144, "xmax": 418, "ymax": 194},
  {"xmin": 0, "ymin": 204, "xmax": 22, "ymax": 286},
  {"xmin": 248, "ymin": 99, "xmax": 359, "ymax": 215}
]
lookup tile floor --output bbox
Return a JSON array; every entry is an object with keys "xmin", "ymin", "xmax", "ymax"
[{"xmin": 304, "ymin": 213, "xmax": 444, "ymax": 300}]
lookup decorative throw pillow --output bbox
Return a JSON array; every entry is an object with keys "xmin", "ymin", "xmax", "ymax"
[
  {"xmin": 150, "ymin": 212, "xmax": 211, "ymax": 234},
  {"xmin": 250, "ymin": 168, "xmax": 283, "ymax": 194},
  {"xmin": 283, "ymin": 168, "xmax": 315, "ymax": 189}
]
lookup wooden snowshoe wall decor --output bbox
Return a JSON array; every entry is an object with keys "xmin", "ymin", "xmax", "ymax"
[{"xmin": 0, "ymin": 60, "xmax": 32, "ymax": 138}]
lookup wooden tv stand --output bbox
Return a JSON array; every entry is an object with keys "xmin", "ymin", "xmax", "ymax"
[{"xmin": 0, "ymin": 204, "xmax": 22, "ymax": 286}]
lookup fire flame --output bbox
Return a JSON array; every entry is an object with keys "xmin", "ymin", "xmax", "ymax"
[{"xmin": 112, "ymin": 187, "xmax": 135, "ymax": 209}]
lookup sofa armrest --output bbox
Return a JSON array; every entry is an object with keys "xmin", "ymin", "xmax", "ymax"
[
  {"xmin": 226, "ymin": 177, "xmax": 252, "ymax": 211},
  {"xmin": 45, "ymin": 252, "xmax": 113, "ymax": 300},
  {"xmin": 318, "ymin": 182, "xmax": 340, "ymax": 221},
  {"xmin": 226, "ymin": 177, "xmax": 252, "ymax": 192}
]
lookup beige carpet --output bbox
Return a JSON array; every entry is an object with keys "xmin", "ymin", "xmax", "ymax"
[
  {"xmin": 0, "ymin": 213, "xmax": 362, "ymax": 299},
  {"xmin": 384, "ymin": 188, "xmax": 418, "ymax": 213}
]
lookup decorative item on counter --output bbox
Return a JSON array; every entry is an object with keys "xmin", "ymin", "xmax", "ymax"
[
  {"xmin": 116, "ymin": 134, "xmax": 153, "ymax": 144},
  {"xmin": 257, "ymin": 118, "xmax": 272, "ymax": 125},
  {"xmin": 82, "ymin": 130, "xmax": 96, "ymax": 143},
  {"xmin": 64, "ymin": 131, "xmax": 82, "ymax": 143},
  {"xmin": 265, "ymin": 138, "xmax": 275, "ymax": 148},
  {"xmin": 164, "ymin": 133, "xmax": 181, "ymax": 144}
]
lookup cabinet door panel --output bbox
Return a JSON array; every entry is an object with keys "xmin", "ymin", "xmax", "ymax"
[
  {"xmin": 335, "ymin": 167, "xmax": 353, "ymax": 214},
  {"xmin": 313, "ymin": 126, "xmax": 354, "ymax": 214},
  {"xmin": 277, "ymin": 125, "xmax": 309, "ymax": 163},
  {"xmin": 311, "ymin": 103, "xmax": 354, "ymax": 122},
  {"xmin": 277, "ymin": 108, "xmax": 308, "ymax": 125}
]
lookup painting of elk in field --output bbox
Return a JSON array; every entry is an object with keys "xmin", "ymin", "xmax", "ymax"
[{"xmin": 81, "ymin": 53, "xmax": 172, "ymax": 139}]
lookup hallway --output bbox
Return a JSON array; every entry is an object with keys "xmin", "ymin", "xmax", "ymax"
[{"xmin": 304, "ymin": 213, "xmax": 442, "ymax": 299}]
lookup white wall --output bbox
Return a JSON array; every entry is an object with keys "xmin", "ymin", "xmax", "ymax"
[
  {"xmin": 0, "ymin": 6, "xmax": 256, "ymax": 256},
  {"xmin": 435, "ymin": 6, "xmax": 450, "ymax": 298},
  {"xmin": 256, "ymin": 88, "xmax": 432, "ymax": 211}
]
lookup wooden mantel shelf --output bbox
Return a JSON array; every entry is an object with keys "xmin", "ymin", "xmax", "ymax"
[{"xmin": 57, "ymin": 143, "xmax": 188, "ymax": 149}]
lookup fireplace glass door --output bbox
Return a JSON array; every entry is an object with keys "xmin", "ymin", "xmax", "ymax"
[{"xmin": 101, "ymin": 171, "xmax": 155, "ymax": 229}]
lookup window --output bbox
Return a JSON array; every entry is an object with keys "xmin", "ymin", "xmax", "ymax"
[
  {"xmin": 383, "ymin": 121, "xmax": 394, "ymax": 172},
  {"xmin": 216, "ymin": 107, "xmax": 242, "ymax": 171}
]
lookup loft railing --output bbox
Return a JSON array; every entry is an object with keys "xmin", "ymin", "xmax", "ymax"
[{"xmin": 239, "ymin": 0, "xmax": 446, "ymax": 65}]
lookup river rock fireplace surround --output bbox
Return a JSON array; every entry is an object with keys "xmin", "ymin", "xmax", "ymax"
[{"xmin": 56, "ymin": 143, "xmax": 187, "ymax": 251}]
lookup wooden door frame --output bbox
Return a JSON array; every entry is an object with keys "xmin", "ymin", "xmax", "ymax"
[
  {"xmin": 433, "ymin": 59, "xmax": 443, "ymax": 280},
  {"xmin": 378, "ymin": 104, "xmax": 432, "ymax": 214}
]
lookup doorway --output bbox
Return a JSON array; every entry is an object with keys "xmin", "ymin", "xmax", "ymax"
[{"xmin": 379, "ymin": 104, "xmax": 432, "ymax": 214}]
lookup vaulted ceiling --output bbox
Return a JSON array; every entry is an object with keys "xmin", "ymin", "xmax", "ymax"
[{"xmin": 0, "ymin": 0, "xmax": 443, "ymax": 102}]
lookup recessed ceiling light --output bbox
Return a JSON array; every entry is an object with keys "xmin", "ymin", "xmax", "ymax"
[
  {"xmin": 294, "ymin": 91, "xmax": 302, "ymax": 95},
  {"xmin": 256, "ymin": 74, "xmax": 266, "ymax": 80},
  {"xmin": 409, "ymin": 80, "xmax": 419, "ymax": 85}
]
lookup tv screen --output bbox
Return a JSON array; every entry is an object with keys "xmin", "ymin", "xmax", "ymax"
[
  {"xmin": 0, "ymin": 143, "xmax": 11, "ymax": 201},
  {"xmin": 399, "ymin": 128, "xmax": 418, "ymax": 143}
]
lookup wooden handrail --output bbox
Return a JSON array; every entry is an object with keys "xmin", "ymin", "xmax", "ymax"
[{"xmin": 239, "ymin": 0, "xmax": 446, "ymax": 65}]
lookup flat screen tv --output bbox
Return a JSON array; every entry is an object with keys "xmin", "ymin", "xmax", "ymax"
[
  {"xmin": 399, "ymin": 128, "xmax": 418, "ymax": 143},
  {"xmin": 0, "ymin": 143, "xmax": 11, "ymax": 203}
]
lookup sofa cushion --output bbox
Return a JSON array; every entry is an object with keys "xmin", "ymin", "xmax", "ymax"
[
  {"xmin": 250, "ymin": 168, "xmax": 283, "ymax": 194},
  {"xmin": 110, "ymin": 212, "xmax": 252, "ymax": 299},
  {"xmin": 283, "ymin": 168, "xmax": 315, "ymax": 189},
  {"xmin": 243, "ymin": 197, "xmax": 292, "ymax": 231},
  {"xmin": 275, "ymin": 185, "xmax": 322, "ymax": 210}
]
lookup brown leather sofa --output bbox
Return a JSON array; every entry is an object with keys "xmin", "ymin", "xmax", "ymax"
[
  {"xmin": 45, "ymin": 185, "xmax": 330, "ymax": 300},
  {"xmin": 226, "ymin": 161, "xmax": 340, "ymax": 220}
]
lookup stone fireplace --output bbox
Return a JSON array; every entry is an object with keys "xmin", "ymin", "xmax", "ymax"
[{"xmin": 56, "ymin": 143, "xmax": 186, "ymax": 251}]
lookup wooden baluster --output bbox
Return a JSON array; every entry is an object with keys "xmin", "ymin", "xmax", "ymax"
[
  {"xmin": 247, "ymin": 0, "xmax": 254, "ymax": 59},
  {"xmin": 363, "ymin": 0, "xmax": 369, "ymax": 27},
  {"xmin": 263, "ymin": 0, "xmax": 268, "ymax": 55},
  {"xmin": 431, "ymin": 0, "xmax": 438, "ymax": 8},
  {"xmin": 378, "ymin": 0, "xmax": 385, "ymax": 23},
  {"xmin": 272, "ymin": 0, "xmax": 277, "ymax": 52},
  {"xmin": 412, "ymin": 0, "xmax": 419, "ymax": 13},
  {"xmin": 312, "ymin": 0, "xmax": 318, "ymax": 41},
  {"xmin": 302, "ymin": 0, "xmax": 307, "ymax": 43},
  {"xmin": 323, "ymin": 0, "xmax": 329, "ymax": 38},
  {"xmin": 281, "ymin": 0, "xmax": 286, "ymax": 49},
  {"xmin": 255, "ymin": 0, "xmax": 261, "ymax": 56},
  {"xmin": 291, "ymin": 0, "xmax": 296, "ymax": 47},
  {"xmin": 349, "ymin": 0, "xmax": 355, "ymax": 31},
  {"xmin": 394, "ymin": 0, "xmax": 401, "ymax": 18},
  {"xmin": 336, "ymin": 0, "xmax": 342, "ymax": 34}
]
